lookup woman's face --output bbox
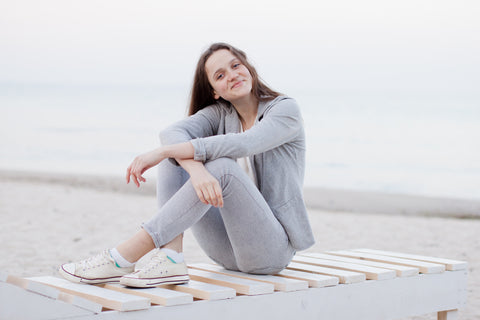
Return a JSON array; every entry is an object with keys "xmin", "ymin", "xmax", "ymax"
[{"xmin": 205, "ymin": 49, "xmax": 253, "ymax": 103}]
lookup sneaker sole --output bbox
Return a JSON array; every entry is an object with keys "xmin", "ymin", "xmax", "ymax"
[
  {"xmin": 120, "ymin": 274, "xmax": 190, "ymax": 288},
  {"xmin": 58, "ymin": 265, "xmax": 124, "ymax": 285}
]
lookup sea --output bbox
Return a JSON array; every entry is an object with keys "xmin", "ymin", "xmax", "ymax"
[{"xmin": 1, "ymin": 83, "xmax": 479, "ymax": 200}]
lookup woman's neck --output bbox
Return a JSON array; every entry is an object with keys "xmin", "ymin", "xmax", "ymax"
[{"xmin": 231, "ymin": 94, "xmax": 258, "ymax": 131}]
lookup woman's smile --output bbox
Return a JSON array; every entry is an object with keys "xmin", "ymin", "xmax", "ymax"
[{"xmin": 231, "ymin": 80, "xmax": 244, "ymax": 89}]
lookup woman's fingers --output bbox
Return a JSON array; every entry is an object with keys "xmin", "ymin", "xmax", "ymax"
[
  {"xmin": 194, "ymin": 188, "xmax": 208, "ymax": 205},
  {"xmin": 213, "ymin": 182, "xmax": 224, "ymax": 207},
  {"xmin": 188, "ymin": 165, "xmax": 223, "ymax": 207},
  {"xmin": 126, "ymin": 166, "xmax": 131, "ymax": 183},
  {"xmin": 126, "ymin": 149, "xmax": 164, "ymax": 187},
  {"xmin": 205, "ymin": 184, "xmax": 218, "ymax": 207},
  {"xmin": 192, "ymin": 181, "xmax": 223, "ymax": 207},
  {"xmin": 126, "ymin": 159, "xmax": 150, "ymax": 187},
  {"xmin": 202, "ymin": 181, "xmax": 223, "ymax": 208}
]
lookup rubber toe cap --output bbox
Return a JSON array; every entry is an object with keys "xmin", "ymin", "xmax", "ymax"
[{"xmin": 61, "ymin": 263, "xmax": 75, "ymax": 274}]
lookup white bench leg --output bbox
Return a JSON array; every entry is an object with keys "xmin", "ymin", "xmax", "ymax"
[{"xmin": 438, "ymin": 309, "xmax": 458, "ymax": 320}]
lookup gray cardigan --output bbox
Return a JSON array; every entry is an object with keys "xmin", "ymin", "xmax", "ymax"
[{"xmin": 159, "ymin": 96, "xmax": 315, "ymax": 251}]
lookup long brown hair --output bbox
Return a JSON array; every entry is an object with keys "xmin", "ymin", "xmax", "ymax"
[{"xmin": 188, "ymin": 43, "xmax": 281, "ymax": 116}]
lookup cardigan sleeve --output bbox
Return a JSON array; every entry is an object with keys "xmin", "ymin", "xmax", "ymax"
[
  {"xmin": 190, "ymin": 97, "xmax": 303, "ymax": 161},
  {"xmin": 159, "ymin": 104, "xmax": 221, "ymax": 146}
]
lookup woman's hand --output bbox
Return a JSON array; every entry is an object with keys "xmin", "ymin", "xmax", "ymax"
[
  {"xmin": 126, "ymin": 148, "xmax": 165, "ymax": 187},
  {"xmin": 180, "ymin": 160, "xmax": 223, "ymax": 207}
]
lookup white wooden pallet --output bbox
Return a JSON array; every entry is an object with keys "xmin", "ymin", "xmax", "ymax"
[{"xmin": 0, "ymin": 249, "xmax": 467, "ymax": 320}]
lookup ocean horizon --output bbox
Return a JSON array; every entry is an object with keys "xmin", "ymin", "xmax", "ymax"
[{"xmin": 1, "ymin": 83, "xmax": 479, "ymax": 200}]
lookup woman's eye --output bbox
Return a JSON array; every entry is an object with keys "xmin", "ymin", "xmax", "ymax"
[
  {"xmin": 216, "ymin": 74, "xmax": 224, "ymax": 80},
  {"xmin": 233, "ymin": 63, "xmax": 240, "ymax": 68}
]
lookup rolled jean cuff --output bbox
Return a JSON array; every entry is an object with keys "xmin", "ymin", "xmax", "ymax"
[{"xmin": 141, "ymin": 222, "xmax": 164, "ymax": 248}]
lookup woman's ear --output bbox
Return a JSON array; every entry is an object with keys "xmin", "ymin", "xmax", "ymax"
[{"xmin": 214, "ymin": 91, "xmax": 220, "ymax": 100}]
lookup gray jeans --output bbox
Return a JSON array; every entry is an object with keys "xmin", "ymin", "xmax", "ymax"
[{"xmin": 142, "ymin": 157, "xmax": 295, "ymax": 274}]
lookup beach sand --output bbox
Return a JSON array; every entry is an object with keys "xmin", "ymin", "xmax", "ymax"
[{"xmin": 0, "ymin": 171, "xmax": 478, "ymax": 319}]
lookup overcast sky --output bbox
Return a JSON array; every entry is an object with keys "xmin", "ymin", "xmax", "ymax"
[{"xmin": 1, "ymin": 0, "xmax": 479, "ymax": 96}]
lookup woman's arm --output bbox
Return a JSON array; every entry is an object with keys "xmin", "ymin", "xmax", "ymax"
[
  {"xmin": 126, "ymin": 142, "xmax": 223, "ymax": 207},
  {"xmin": 190, "ymin": 97, "xmax": 303, "ymax": 162},
  {"xmin": 126, "ymin": 142, "xmax": 194, "ymax": 187}
]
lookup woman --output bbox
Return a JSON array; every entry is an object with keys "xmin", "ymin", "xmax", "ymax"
[{"xmin": 59, "ymin": 43, "xmax": 315, "ymax": 288}]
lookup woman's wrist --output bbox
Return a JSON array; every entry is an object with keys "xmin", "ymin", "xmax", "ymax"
[
  {"xmin": 156, "ymin": 146, "xmax": 168, "ymax": 161},
  {"xmin": 177, "ymin": 158, "xmax": 203, "ymax": 174},
  {"xmin": 162, "ymin": 142, "xmax": 195, "ymax": 161}
]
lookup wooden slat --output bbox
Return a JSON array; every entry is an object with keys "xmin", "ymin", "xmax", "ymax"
[
  {"xmin": 57, "ymin": 292, "xmax": 104, "ymax": 313},
  {"xmin": 327, "ymin": 250, "xmax": 445, "ymax": 274},
  {"xmin": 189, "ymin": 263, "xmax": 308, "ymax": 292},
  {"xmin": 26, "ymin": 279, "xmax": 61, "ymax": 299},
  {"xmin": 287, "ymin": 262, "xmax": 366, "ymax": 284},
  {"xmin": 353, "ymin": 249, "xmax": 468, "ymax": 271},
  {"xmin": 102, "ymin": 283, "xmax": 193, "ymax": 306},
  {"xmin": 6, "ymin": 274, "xmax": 29, "ymax": 288},
  {"xmin": 274, "ymin": 269, "xmax": 339, "ymax": 288},
  {"xmin": 12, "ymin": 275, "xmax": 61, "ymax": 300},
  {"xmin": 24, "ymin": 275, "xmax": 101, "ymax": 313},
  {"xmin": 163, "ymin": 280, "xmax": 236, "ymax": 300},
  {"xmin": 303, "ymin": 252, "xmax": 419, "ymax": 277},
  {"xmin": 22, "ymin": 274, "xmax": 103, "ymax": 312},
  {"xmin": 29, "ymin": 276, "xmax": 150, "ymax": 311},
  {"xmin": 188, "ymin": 268, "xmax": 274, "ymax": 295},
  {"xmin": 292, "ymin": 255, "xmax": 396, "ymax": 280}
]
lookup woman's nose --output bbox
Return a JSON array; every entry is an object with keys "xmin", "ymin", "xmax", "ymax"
[{"xmin": 227, "ymin": 70, "xmax": 238, "ymax": 81}]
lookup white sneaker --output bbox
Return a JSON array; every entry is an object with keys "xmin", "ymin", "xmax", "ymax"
[
  {"xmin": 59, "ymin": 249, "xmax": 135, "ymax": 284},
  {"xmin": 120, "ymin": 249, "xmax": 189, "ymax": 288}
]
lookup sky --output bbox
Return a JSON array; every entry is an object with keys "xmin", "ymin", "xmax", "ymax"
[
  {"xmin": 1, "ymin": 0, "xmax": 480, "ymax": 97},
  {"xmin": 1, "ymin": 0, "xmax": 479, "ymax": 199}
]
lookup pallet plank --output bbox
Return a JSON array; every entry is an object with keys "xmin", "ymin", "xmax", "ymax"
[
  {"xmin": 14, "ymin": 275, "xmax": 61, "ymax": 299},
  {"xmin": 188, "ymin": 268, "xmax": 274, "ymax": 295},
  {"xmin": 163, "ymin": 279, "xmax": 236, "ymax": 300},
  {"xmin": 24, "ymin": 275, "xmax": 101, "ymax": 312},
  {"xmin": 274, "ymin": 269, "xmax": 340, "ymax": 288},
  {"xmin": 10, "ymin": 274, "xmax": 63, "ymax": 300},
  {"xmin": 354, "ymin": 249, "xmax": 468, "ymax": 271},
  {"xmin": 57, "ymin": 292, "xmax": 104, "ymax": 313},
  {"xmin": 308, "ymin": 252, "xmax": 419, "ymax": 277},
  {"xmin": 6, "ymin": 274, "xmax": 29, "ymax": 288},
  {"xmin": 292, "ymin": 255, "xmax": 396, "ymax": 280},
  {"xmin": 102, "ymin": 283, "xmax": 193, "ymax": 306},
  {"xmin": 287, "ymin": 262, "xmax": 366, "ymax": 284},
  {"xmin": 29, "ymin": 276, "xmax": 150, "ymax": 311},
  {"xmin": 327, "ymin": 250, "xmax": 445, "ymax": 274},
  {"xmin": 189, "ymin": 263, "xmax": 308, "ymax": 292},
  {"xmin": 27, "ymin": 279, "xmax": 61, "ymax": 299}
]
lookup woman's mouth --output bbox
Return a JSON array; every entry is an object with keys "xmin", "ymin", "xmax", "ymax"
[{"xmin": 231, "ymin": 80, "xmax": 243, "ymax": 89}]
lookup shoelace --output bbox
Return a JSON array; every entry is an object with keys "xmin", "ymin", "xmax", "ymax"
[
  {"xmin": 141, "ymin": 249, "xmax": 166, "ymax": 272},
  {"xmin": 81, "ymin": 250, "xmax": 110, "ymax": 271}
]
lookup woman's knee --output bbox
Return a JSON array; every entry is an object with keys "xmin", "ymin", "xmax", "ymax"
[
  {"xmin": 204, "ymin": 157, "xmax": 240, "ymax": 177},
  {"xmin": 204, "ymin": 157, "xmax": 237, "ymax": 169}
]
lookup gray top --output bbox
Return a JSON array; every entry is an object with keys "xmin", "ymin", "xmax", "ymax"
[{"xmin": 159, "ymin": 95, "xmax": 315, "ymax": 251}]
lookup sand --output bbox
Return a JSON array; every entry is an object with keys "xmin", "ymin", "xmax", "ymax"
[{"xmin": 0, "ymin": 171, "xmax": 478, "ymax": 319}]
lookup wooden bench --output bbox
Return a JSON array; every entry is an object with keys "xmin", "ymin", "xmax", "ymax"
[{"xmin": 0, "ymin": 248, "xmax": 468, "ymax": 319}]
